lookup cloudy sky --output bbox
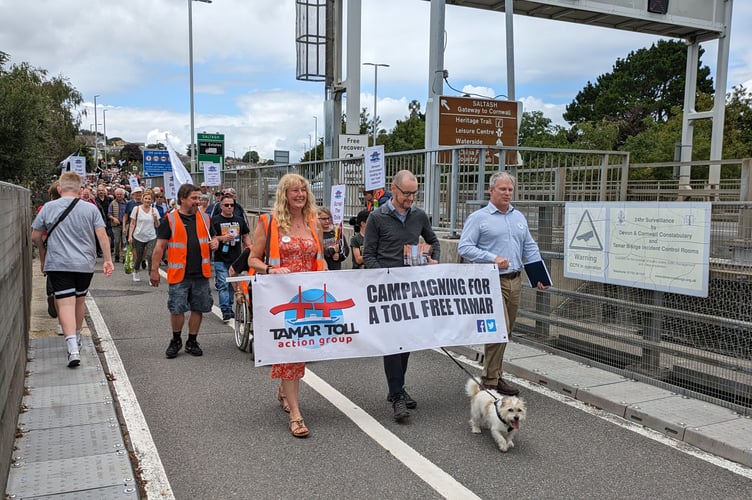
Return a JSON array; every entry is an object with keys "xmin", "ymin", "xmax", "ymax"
[{"xmin": 2, "ymin": 0, "xmax": 750, "ymax": 162}]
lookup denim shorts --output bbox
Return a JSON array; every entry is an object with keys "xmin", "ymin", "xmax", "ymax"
[{"xmin": 167, "ymin": 278, "xmax": 213, "ymax": 314}]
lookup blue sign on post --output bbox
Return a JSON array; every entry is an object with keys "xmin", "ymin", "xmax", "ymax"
[{"xmin": 143, "ymin": 150, "xmax": 171, "ymax": 176}]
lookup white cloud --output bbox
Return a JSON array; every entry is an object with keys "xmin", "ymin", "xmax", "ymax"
[{"xmin": 1, "ymin": 0, "xmax": 750, "ymax": 162}]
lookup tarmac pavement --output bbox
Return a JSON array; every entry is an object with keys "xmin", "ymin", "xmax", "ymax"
[{"xmin": 5, "ymin": 259, "xmax": 752, "ymax": 498}]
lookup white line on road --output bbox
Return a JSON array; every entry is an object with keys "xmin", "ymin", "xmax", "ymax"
[
  {"xmin": 441, "ymin": 349, "xmax": 752, "ymax": 480},
  {"xmin": 302, "ymin": 370, "xmax": 482, "ymax": 500},
  {"xmin": 86, "ymin": 295, "xmax": 176, "ymax": 500}
]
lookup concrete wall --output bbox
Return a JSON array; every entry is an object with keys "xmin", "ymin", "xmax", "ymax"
[{"xmin": 0, "ymin": 182, "xmax": 32, "ymax": 494}]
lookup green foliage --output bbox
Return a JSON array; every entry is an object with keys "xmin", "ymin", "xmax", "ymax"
[
  {"xmin": 383, "ymin": 113, "xmax": 425, "ymax": 153},
  {"xmin": 564, "ymin": 40, "xmax": 714, "ymax": 149},
  {"xmin": 243, "ymin": 150, "xmax": 260, "ymax": 163},
  {"xmin": 0, "ymin": 53, "xmax": 83, "ymax": 188},
  {"xmin": 518, "ymin": 111, "xmax": 568, "ymax": 148},
  {"xmin": 120, "ymin": 143, "xmax": 143, "ymax": 162},
  {"xmin": 622, "ymin": 87, "xmax": 751, "ymax": 179}
]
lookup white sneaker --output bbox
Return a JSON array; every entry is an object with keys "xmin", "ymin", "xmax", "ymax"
[
  {"xmin": 67, "ymin": 351, "xmax": 81, "ymax": 368},
  {"xmin": 133, "ymin": 272, "xmax": 141, "ymax": 282},
  {"xmin": 76, "ymin": 332, "xmax": 82, "ymax": 349}
]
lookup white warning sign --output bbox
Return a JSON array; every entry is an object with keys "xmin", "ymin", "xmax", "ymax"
[
  {"xmin": 568, "ymin": 210, "xmax": 603, "ymax": 251},
  {"xmin": 564, "ymin": 202, "xmax": 711, "ymax": 297}
]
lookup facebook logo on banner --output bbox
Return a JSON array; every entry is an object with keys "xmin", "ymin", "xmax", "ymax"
[{"xmin": 477, "ymin": 319, "xmax": 498, "ymax": 333}]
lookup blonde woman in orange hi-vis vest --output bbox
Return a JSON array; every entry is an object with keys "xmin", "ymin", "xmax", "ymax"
[
  {"xmin": 149, "ymin": 183, "xmax": 219, "ymax": 359},
  {"xmin": 248, "ymin": 173, "xmax": 326, "ymax": 438}
]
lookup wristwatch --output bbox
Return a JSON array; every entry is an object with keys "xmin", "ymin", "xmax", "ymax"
[{"xmin": 266, "ymin": 265, "xmax": 273, "ymax": 274}]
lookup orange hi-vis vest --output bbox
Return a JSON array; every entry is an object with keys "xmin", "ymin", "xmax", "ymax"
[
  {"xmin": 166, "ymin": 210, "xmax": 212, "ymax": 284},
  {"xmin": 261, "ymin": 213, "xmax": 325, "ymax": 271}
]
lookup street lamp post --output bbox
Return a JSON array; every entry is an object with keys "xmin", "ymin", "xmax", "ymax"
[
  {"xmin": 94, "ymin": 95, "xmax": 100, "ymax": 170},
  {"xmin": 189, "ymin": 0, "xmax": 212, "ymax": 173},
  {"xmin": 363, "ymin": 63, "xmax": 389, "ymax": 146},
  {"xmin": 313, "ymin": 116, "xmax": 318, "ymax": 162},
  {"xmin": 102, "ymin": 109, "xmax": 108, "ymax": 167}
]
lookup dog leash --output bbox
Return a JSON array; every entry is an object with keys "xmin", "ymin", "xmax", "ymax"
[{"xmin": 440, "ymin": 347, "xmax": 507, "ymax": 422}]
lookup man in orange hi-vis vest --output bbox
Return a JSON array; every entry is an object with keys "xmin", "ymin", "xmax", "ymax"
[{"xmin": 150, "ymin": 183, "xmax": 219, "ymax": 359}]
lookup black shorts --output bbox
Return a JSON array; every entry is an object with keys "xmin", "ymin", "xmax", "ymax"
[{"xmin": 47, "ymin": 271, "xmax": 94, "ymax": 300}]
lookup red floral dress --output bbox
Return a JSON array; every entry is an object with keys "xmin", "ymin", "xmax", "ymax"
[{"xmin": 270, "ymin": 234, "xmax": 319, "ymax": 380}]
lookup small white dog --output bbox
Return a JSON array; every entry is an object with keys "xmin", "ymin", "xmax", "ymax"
[{"xmin": 465, "ymin": 379, "xmax": 527, "ymax": 452}]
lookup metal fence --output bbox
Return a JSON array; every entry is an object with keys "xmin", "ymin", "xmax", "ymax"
[
  {"xmin": 221, "ymin": 148, "xmax": 752, "ymax": 414},
  {"xmin": 513, "ymin": 199, "xmax": 752, "ymax": 415}
]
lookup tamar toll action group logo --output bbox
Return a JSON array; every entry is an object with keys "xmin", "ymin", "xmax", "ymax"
[{"xmin": 269, "ymin": 284, "xmax": 358, "ymax": 348}]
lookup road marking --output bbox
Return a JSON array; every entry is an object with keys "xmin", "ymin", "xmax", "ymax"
[
  {"xmin": 442, "ymin": 349, "xmax": 752, "ymax": 480},
  {"xmin": 303, "ymin": 370, "xmax": 481, "ymax": 500},
  {"xmin": 86, "ymin": 295, "xmax": 176, "ymax": 500}
]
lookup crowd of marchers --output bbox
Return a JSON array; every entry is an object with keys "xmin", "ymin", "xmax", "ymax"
[{"xmin": 31, "ymin": 168, "xmax": 549, "ymax": 440}]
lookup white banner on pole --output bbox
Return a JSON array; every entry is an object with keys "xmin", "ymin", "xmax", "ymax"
[
  {"xmin": 364, "ymin": 145, "xmax": 385, "ymax": 192},
  {"xmin": 251, "ymin": 263, "xmax": 506, "ymax": 366},
  {"xmin": 330, "ymin": 184, "xmax": 346, "ymax": 225},
  {"xmin": 203, "ymin": 162, "xmax": 222, "ymax": 186},
  {"xmin": 61, "ymin": 155, "xmax": 87, "ymax": 177},
  {"xmin": 163, "ymin": 172, "xmax": 176, "ymax": 200}
]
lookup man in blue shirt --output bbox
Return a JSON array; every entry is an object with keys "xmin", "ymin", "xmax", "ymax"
[{"xmin": 458, "ymin": 171, "xmax": 549, "ymax": 396}]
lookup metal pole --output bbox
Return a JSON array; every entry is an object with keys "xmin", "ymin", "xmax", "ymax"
[
  {"xmin": 373, "ymin": 68, "xmax": 378, "ymax": 145},
  {"xmin": 188, "ymin": 0, "xmax": 212, "ymax": 174},
  {"xmin": 189, "ymin": 0, "xmax": 196, "ymax": 173},
  {"xmin": 363, "ymin": 63, "xmax": 389, "ymax": 146},
  {"xmin": 313, "ymin": 116, "xmax": 318, "ymax": 162},
  {"xmin": 505, "ymin": 0, "xmax": 516, "ymax": 101},
  {"xmin": 103, "ymin": 109, "xmax": 108, "ymax": 167},
  {"xmin": 94, "ymin": 95, "xmax": 100, "ymax": 172}
]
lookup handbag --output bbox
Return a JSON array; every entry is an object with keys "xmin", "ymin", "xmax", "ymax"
[{"xmin": 123, "ymin": 244, "xmax": 135, "ymax": 274}]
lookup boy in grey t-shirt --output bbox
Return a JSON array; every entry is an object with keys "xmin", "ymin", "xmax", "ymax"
[{"xmin": 31, "ymin": 172, "xmax": 114, "ymax": 368}]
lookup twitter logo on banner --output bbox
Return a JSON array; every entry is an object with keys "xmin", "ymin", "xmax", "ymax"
[{"xmin": 477, "ymin": 319, "xmax": 497, "ymax": 333}]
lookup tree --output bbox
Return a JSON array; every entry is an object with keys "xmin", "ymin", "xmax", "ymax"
[
  {"xmin": 0, "ymin": 52, "xmax": 83, "ymax": 187},
  {"xmin": 518, "ymin": 111, "xmax": 568, "ymax": 148},
  {"xmin": 120, "ymin": 143, "xmax": 143, "ymax": 163},
  {"xmin": 243, "ymin": 150, "xmax": 259, "ymax": 163},
  {"xmin": 623, "ymin": 86, "xmax": 752, "ymax": 179},
  {"xmin": 383, "ymin": 113, "xmax": 425, "ymax": 153},
  {"xmin": 564, "ymin": 40, "xmax": 714, "ymax": 149}
]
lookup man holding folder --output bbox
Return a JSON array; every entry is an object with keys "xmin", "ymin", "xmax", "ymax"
[{"xmin": 458, "ymin": 171, "xmax": 550, "ymax": 396}]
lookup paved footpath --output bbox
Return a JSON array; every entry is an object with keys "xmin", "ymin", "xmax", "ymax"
[
  {"xmin": 6, "ymin": 259, "xmax": 752, "ymax": 499},
  {"xmin": 6, "ymin": 263, "xmax": 139, "ymax": 498}
]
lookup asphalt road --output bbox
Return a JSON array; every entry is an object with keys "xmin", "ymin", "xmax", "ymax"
[{"xmin": 88, "ymin": 266, "xmax": 752, "ymax": 499}]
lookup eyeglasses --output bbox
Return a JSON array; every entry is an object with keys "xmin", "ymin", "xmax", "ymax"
[
  {"xmin": 222, "ymin": 203, "xmax": 235, "ymax": 207},
  {"xmin": 395, "ymin": 185, "xmax": 418, "ymax": 197}
]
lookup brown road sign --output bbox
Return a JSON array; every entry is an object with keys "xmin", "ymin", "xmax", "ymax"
[
  {"xmin": 439, "ymin": 96, "xmax": 522, "ymax": 146},
  {"xmin": 438, "ymin": 96, "xmax": 520, "ymax": 147}
]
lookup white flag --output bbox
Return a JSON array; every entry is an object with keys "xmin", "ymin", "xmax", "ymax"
[{"xmin": 166, "ymin": 141, "xmax": 194, "ymax": 187}]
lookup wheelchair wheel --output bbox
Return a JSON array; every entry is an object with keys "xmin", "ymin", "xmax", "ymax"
[{"xmin": 234, "ymin": 299, "xmax": 252, "ymax": 352}]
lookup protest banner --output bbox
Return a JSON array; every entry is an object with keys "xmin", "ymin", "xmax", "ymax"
[{"xmin": 251, "ymin": 263, "xmax": 506, "ymax": 366}]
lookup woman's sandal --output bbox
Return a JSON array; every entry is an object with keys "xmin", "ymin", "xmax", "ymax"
[
  {"xmin": 289, "ymin": 418, "xmax": 310, "ymax": 438},
  {"xmin": 277, "ymin": 387, "xmax": 290, "ymax": 413}
]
